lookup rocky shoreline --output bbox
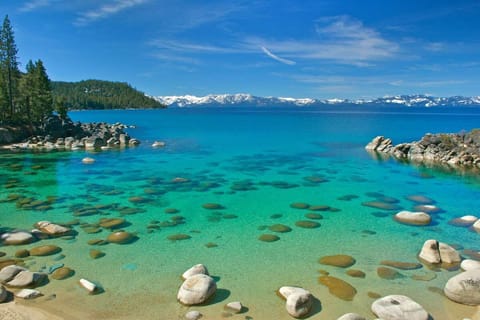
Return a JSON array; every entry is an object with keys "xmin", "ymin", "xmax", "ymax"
[
  {"xmin": 0, "ymin": 115, "xmax": 140, "ymax": 151},
  {"xmin": 366, "ymin": 129, "xmax": 480, "ymax": 169}
]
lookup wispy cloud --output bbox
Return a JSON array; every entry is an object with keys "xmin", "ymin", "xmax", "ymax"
[
  {"xmin": 150, "ymin": 40, "xmax": 236, "ymax": 54},
  {"xmin": 75, "ymin": 0, "xmax": 148, "ymax": 26},
  {"xmin": 19, "ymin": 0, "xmax": 57, "ymax": 12},
  {"xmin": 261, "ymin": 46, "xmax": 296, "ymax": 65},
  {"xmin": 244, "ymin": 16, "xmax": 399, "ymax": 66}
]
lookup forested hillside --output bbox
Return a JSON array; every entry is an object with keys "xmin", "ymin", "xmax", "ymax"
[{"xmin": 52, "ymin": 80, "xmax": 165, "ymax": 110}]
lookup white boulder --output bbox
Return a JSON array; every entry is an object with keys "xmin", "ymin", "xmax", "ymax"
[
  {"xmin": 182, "ymin": 264, "xmax": 209, "ymax": 280},
  {"xmin": 177, "ymin": 274, "xmax": 216, "ymax": 305},
  {"xmin": 152, "ymin": 141, "xmax": 166, "ymax": 148},
  {"xmin": 394, "ymin": 211, "xmax": 431, "ymax": 225},
  {"xmin": 185, "ymin": 310, "xmax": 202, "ymax": 320},
  {"xmin": 34, "ymin": 221, "xmax": 70, "ymax": 236},
  {"xmin": 1, "ymin": 231, "xmax": 34, "ymax": 245},
  {"xmin": 0, "ymin": 265, "xmax": 27, "ymax": 283},
  {"xmin": 438, "ymin": 242, "xmax": 461, "ymax": 264},
  {"xmin": 371, "ymin": 295, "xmax": 429, "ymax": 320},
  {"xmin": 473, "ymin": 220, "xmax": 480, "ymax": 232},
  {"xmin": 15, "ymin": 288, "xmax": 42, "ymax": 299},
  {"xmin": 79, "ymin": 278, "xmax": 97, "ymax": 293},
  {"xmin": 337, "ymin": 313, "xmax": 366, "ymax": 320},
  {"xmin": 461, "ymin": 259, "xmax": 480, "ymax": 271},
  {"xmin": 418, "ymin": 239, "xmax": 441, "ymax": 264},
  {"xmin": 444, "ymin": 270, "xmax": 480, "ymax": 305},
  {"xmin": 278, "ymin": 286, "xmax": 313, "ymax": 318},
  {"xmin": 225, "ymin": 301, "xmax": 243, "ymax": 313},
  {"xmin": 6, "ymin": 271, "xmax": 47, "ymax": 288},
  {"xmin": 82, "ymin": 157, "xmax": 95, "ymax": 164}
]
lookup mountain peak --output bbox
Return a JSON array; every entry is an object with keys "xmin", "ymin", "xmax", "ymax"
[{"xmin": 153, "ymin": 94, "xmax": 480, "ymax": 108}]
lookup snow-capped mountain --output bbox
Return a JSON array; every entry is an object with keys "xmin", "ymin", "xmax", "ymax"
[{"xmin": 154, "ymin": 94, "xmax": 480, "ymax": 107}]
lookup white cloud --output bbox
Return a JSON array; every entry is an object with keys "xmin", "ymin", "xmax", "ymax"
[
  {"xmin": 20, "ymin": 0, "xmax": 57, "ymax": 12},
  {"xmin": 75, "ymin": 0, "xmax": 148, "ymax": 26},
  {"xmin": 246, "ymin": 16, "xmax": 398, "ymax": 66},
  {"xmin": 261, "ymin": 46, "xmax": 296, "ymax": 65}
]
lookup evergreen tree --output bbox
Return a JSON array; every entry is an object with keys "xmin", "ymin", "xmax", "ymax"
[
  {"xmin": 18, "ymin": 60, "xmax": 36, "ymax": 123},
  {"xmin": 31, "ymin": 59, "xmax": 53, "ymax": 121},
  {"xmin": 0, "ymin": 15, "xmax": 20, "ymax": 121}
]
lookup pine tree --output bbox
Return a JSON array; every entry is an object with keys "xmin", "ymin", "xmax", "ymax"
[
  {"xmin": 0, "ymin": 15, "xmax": 20, "ymax": 121},
  {"xmin": 18, "ymin": 60, "xmax": 36, "ymax": 123},
  {"xmin": 31, "ymin": 59, "xmax": 53, "ymax": 121}
]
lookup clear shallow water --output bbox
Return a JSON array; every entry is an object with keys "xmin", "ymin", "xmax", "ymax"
[{"xmin": 0, "ymin": 106, "xmax": 479, "ymax": 319}]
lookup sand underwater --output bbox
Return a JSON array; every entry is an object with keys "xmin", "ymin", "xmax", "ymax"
[{"xmin": 0, "ymin": 107, "xmax": 479, "ymax": 319}]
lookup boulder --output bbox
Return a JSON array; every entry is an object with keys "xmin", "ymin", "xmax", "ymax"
[
  {"xmin": 418, "ymin": 239, "xmax": 440, "ymax": 264},
  {"xmin": 1, "ymin": 231, "xmax": 34, "ymax": 245},
  {"xmin": 337, "ymin": 313, "xmax": 366, "ymax": 320},
  {"xmin": 278, "ymin": 286, "xmax": 311, "ymax": 299},
  {"xmin": 84, "ymin": 136, "xmax": 104, "ymax": 149},
  {"xmin": 371, "ymin": 295, "xmax": 429, "ymax": 320},
  {"xmin": 79, "ymin": 278, "xmax": 97, "ymax": 293},
  {"xmin": 0, "ymin": 265, "xmax": 27, "ymax": 283},
  {"xmin": 177, "ymin": 274, "xmax": 216, "ymax": 305},
  {"xmin": 225, "ymin": 301, "xmax": 243, "ymax": 313},
  {"xmin": 185, "ymin": 310, "xmax": 202, "ymax": 320},
  {"xmin": 34, "ymin": 221, "xmax": 71, "ymax": 236},
  {"xmin": 438, "ymin": 242, "xmax": 461, "ymax": 264},
  {"xmin": 6, "ymin": 271, "xmax": 47, "ymax": 288},
  {"xmin": 182, "ymin": 264, "xmax": 209, "ymax": 280},
  {"xmin": 473, "ymin": 220, "xmax": 480, "ymax": 232},
  {"xmin": 152, "ymin": 141, "xmax": 166, "ymax": 148},
  {"xmin": 29, "ymin": 244, "xmax": 61, "ymax": 256},
  {"xmin": 319, "ymin": 254, "xmax": 356, "ymax": 268},
  {"xmin": 107, "ymin": 231, "xmax": 135, "ymax": 244},
  {"xmin": 449, "ymin": 215, "xmax": 478, "ymax": 227},
  {"xmin": 15, "ymin": 288, "xmax": 42, "ymax": 299},
  {"xmin": 82, "ymin": 157, "xmax": 95, "ymax": 164},
  {"xmin": 366, "ymin": 136, "xmax": 393, "ymax": 152},
  {"xmin": 285, "ymin": 292, "xmax": 313, "ymax": 318},
  {"xmin": 444, "ymin": 270, "xmax": 480, "ymax": 305},
  {"xmin": 461, "ymin": 259, "xmax": 480, "ymax": 271},
  {"xmin": 394, "ymin": 211, "xmax": 431, "ymax": 226},
  {"xmin": 0, "ymin": 285, "xmax": 7, "ymax": 302}
]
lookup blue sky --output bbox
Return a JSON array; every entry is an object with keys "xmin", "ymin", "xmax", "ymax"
[{"xmin": 2, "ymin": 0, "xmax": 480, "ymax": 99}]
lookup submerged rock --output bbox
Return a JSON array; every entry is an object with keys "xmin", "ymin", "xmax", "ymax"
[
  {"xmin": 51, "ymin": 267, "xmax": 74, "ymax": 280},
  {"xmin": 444, "ymin": 270, "xmax": 480, "ymax": 305},
  {"xmin": 377, "ymin": 267, "xmax": 403, "ymax": 280},
  {"xmin": 268, "ymin": 224, "xmax": 292, "ymax": 233},
  {"xmin": 29, "ymin": 244, "xmax": 61, "ymax": 256},
  {"xmin": 318, "ymin": 275, "xmax": 357, "ymax": 301},
  {"xmin": 380, "ymin": 260, "xmax": 422, "ymax": 270},
  {"xmin": 177, "ymin": 274, "xmax": 216, "ymax": 305},
  {"xmin": 107, "ymin": 231, "xmax": 136, "ymax": 244},
  {"xmin": 258, "ymin": 234, "xmax": 280, "ymax": 242},
  {"xmin": 319, "ymin": 254, "xmax": 356, "ymax": 268},
  {"xmin": 371, "ymin": 295, "xmax": 429, "ymax": 320}
]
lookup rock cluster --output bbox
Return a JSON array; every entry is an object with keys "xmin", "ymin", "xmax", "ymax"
[
  {"xmin": 366, "ymin": 130, "xmax": 480, "ymax": 169},
  {"xmin": 2, "ymin": 114, "xmax": 140, "ymax": 151},
  {"xmin": 418, "ymin": 239, "xmax": 461, "ymax": 265},
  {"xmin": 278, "ymin": 286, "xmax": 314, "ymax": 318}
]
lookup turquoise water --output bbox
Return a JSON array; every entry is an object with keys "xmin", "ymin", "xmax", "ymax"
[{"xmin": 0, "ymin": 106, "xmax": 479, "ymax": 319}]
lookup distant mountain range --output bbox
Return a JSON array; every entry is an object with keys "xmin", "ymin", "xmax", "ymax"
[{"xmin": 154, "ymin": 94, "xmax": 480, "ymax": 108}]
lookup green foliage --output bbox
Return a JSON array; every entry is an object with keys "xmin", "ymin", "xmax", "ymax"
[
  {"xmin": 0, "ymin": 15, "xmax": 20, "ymax": 121},
  {"xmin": 51, "ymin": 80, "xmax": 165, "ymax": 110}
]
